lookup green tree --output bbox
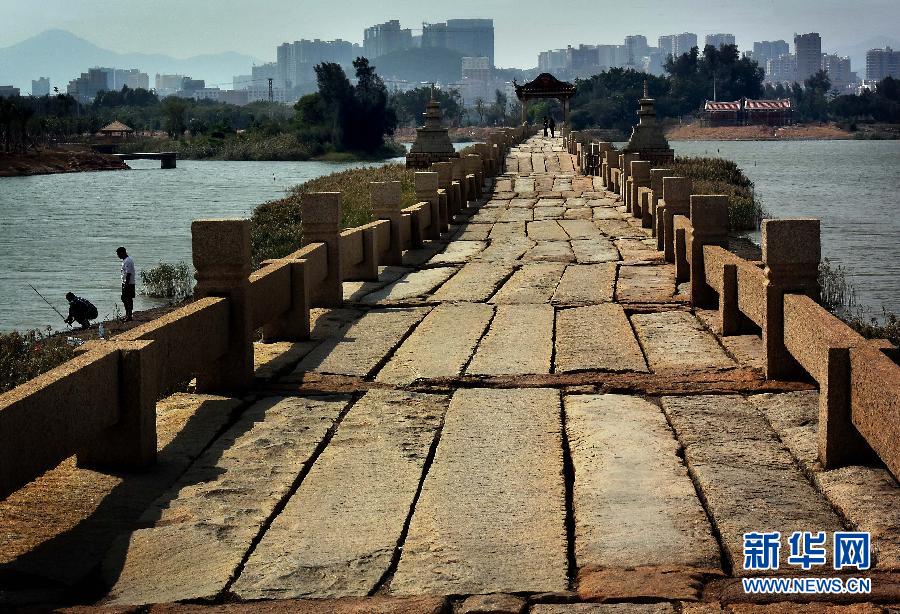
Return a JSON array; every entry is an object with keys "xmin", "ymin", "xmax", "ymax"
[{"xmin": 161, "ymin": 97, "xmax": 187, "ymax": 137}]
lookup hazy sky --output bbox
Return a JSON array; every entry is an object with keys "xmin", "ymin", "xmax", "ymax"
[{"xmin": 2, "ymin": 0, "xmax": 898, "ymax": 66}]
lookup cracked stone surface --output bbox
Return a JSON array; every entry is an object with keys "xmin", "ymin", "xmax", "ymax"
[
  {"xmin": 390, "ymin": 388, "xmax": 568, "ymax": 596},
  {"xmin": 232, "ymin": 390, "xmax": 448, "ymax": 599}
]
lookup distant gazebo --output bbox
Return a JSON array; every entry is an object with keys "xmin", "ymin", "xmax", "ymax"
[
  {"xmin": 97, "ymin": 120, "xmax": 135, "ymax": 140},
  {"xmin": 514, "ymin": 73, "xmax": 577, "ymax": 132}
]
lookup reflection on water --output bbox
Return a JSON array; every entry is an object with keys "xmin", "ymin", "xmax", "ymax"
[{"xmin": 0, "ymin": 140, "xmax": 897, "ymax": 331}]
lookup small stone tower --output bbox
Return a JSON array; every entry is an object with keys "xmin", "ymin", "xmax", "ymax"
[
  {"xmin": 406, "ymin": 90, "xmax": 458, "ymax": 169},
  {"xmin": 623, "ymin": 81, "xmax": 674, "ymax": 166}
]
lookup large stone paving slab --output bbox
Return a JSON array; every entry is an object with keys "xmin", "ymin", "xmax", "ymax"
[
  {"xmin": 660, "ymin": 394, "xmax": 845, "ymax": 574},
  {"xmin": 232, "ymin": 390, "xmax": 448, "ymax": 599},
  {"xmin": 552, "ymin": 264, "xmax": 617, "ymax": 306},
  {"xmin": 490, "ymin": 263, "xmax": 566, "ymax": 304},
  {"xmin": 375, "ymin": 303, "xmax": 493, "ymax": 385},
  {"xmin": 527, "ymin": 220, "xmax": 569, "ymax": 241},
  {"xmin": 466, "ymin": 304, "xmax": 554, "ymax": 375},
  {"xmin": 426, "ymin": 240, "xmax": 487, "ymax": 265},
  {"xmin": 102, "ymin": 396, "xmax": 351, "ymax": 605},
  {"xmin": 571, "ymin": 238, "xmax": 619, "ymax": 263},
  {"xmin": 475, "ymin": 238, "xmax": 533, "ymax": 263},
  {"xmin": 631, "ymin": 311, "xmax": 735, "ymax": 373},
  {"xmin": 615, "ymin": 264, "xmax": 676, "ymax": 303},
  {"xmin": 360, "ymin": 267, "xmax": 457, "ymax": 304},
  {"xmin": 524, "ymin": 241, "xmax": 575, "ymax": 263},
  {"xmin": 565, "ymin": 394, "xmax": 720, "ymax": 571},
  {"xmin": 290, "ymin": 308, "xmax": 430, "ymax": 378},
  {"xmin": 390, "ymin": 388, "xmax": 568, "ymax": 595},
  {"xmin": 431, "ymin": 262, "xmax": 514, "ymax": 302},
  {"xmin": 555, "ymin": 304, "xmax": 648, "ymax": 373}
]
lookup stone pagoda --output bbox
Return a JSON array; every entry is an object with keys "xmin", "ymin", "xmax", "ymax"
[
  {"xmin": 406, "ymin": 91, "xmax": 457, "ymax": 169},
  {"xmin": 623, "ymin": 81, "xmax": 674, "ymax": 166}
]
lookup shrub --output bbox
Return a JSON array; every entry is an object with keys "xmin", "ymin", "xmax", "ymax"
[
  {"xmin": 671, "ymin": 156, "xmax": 767, "ymax": 231},
  {"xmin": 250, "ymin": 164, "xmax": 416, "ymax": 266},
  {"xmin": 0, "ymin": 328, "xmax": 74, "ymax": 394},
  {"xmin": 140, "ymin": 261, "xmax": 194, "ymax": 299}
]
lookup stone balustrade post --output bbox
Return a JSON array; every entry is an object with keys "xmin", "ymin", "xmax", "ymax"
[
  {"xmin": 619, "ymin": 153, "xmax": 639, "ymax": 200},
  {"xmin": 451, "ymin": 158, "xmax": 468, "ymax": 209},
  {"xmin": 603, "ymin": 151, "xmax": 619, "ymax": 191},
  {"xmin": 415, "ymin": 172, "xmax": 443, "ymax": 237},
  {"xmin": 629, "ymin": 161, "xmax": 652, "ymax": 217},
  {"xmin": 77, "ymin": 339, "xmax": 158, "ymax": 471},
  {"xmin": 688, "ymin": 195, "xmax": 730, "ymax": 306},
  {"xmin": 657, "ymin": 177, "xmax": 692, "ymax": 260},
  {"xmin": 433, "ymin": 162, "xmax": 454, "ymax": 222},
  {"xmin": 762, "ymin": 219, "xmax": 821, "ymax": 379},
  {"xmin": 465, "ymin": 154, "xmax": 484, "ymax": 198},
  {"xmin": 300, "ymin": 192, "xmax": 343, "ymax": 307},
  {"xmin": 191, "ymin": 218, "xmax": 254, "ymax": 392},
  {"xmin": 371, "ymin": 180, "xmax": 405, "ymax": 265},
  {"xmin": 648, "ymin": 169, "xmax": 672, "ymax": 231}
]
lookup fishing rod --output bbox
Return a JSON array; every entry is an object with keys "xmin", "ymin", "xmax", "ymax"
[{"xmin": 27, "ymin": 283, "xmax": 71, "ymax": 327}]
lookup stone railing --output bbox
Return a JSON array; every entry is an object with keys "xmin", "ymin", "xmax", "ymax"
[
  {"xmin": 0, "ymin": 127, "xmax": 528, "ymax": 500},
  {"xmin": 568, "ymin": 134, "xmax": 900, "ymax": 479}
]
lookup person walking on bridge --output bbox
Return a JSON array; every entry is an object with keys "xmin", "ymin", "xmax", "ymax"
[
  {"xmin": 549, "ymin": 116, "xmax": 556, "ymax": 138},
  {"xmin": 116, "ymin": 246, "xmax": 136, "ymax": 322},
  {"xmin": 542, "ymin": 116, "xmax": 548, "ymax": 137},
  {"xmin": 64, "ymin": 292, "xmax": 98, "ymax": 330}
]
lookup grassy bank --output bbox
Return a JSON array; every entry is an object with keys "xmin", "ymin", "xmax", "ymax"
[
  {"xmin": 671, "ymin": 156, "xmax": 767, "ymax": 231},
  {"xmin": 251, "ymin": 163, "xmax": 416, "ymax": 266},
  {"xmin": 119, "ymin": 135, "xmax": 406, "ymax": 162},
  {"xmin": 0, "ymin": 329, "xmax": 75, "ymax": 394}
]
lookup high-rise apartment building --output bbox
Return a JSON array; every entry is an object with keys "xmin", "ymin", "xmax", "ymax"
[
  {"xmin": 598, "ymin": 44, "xmax": 627, "ymax": 69},
  {"xmin": 822, "ymin": 54, "xmax": 853, "ymax": 91},
  {"xmin": 31, "ymin": 77, "xmax": 50, "ymax": 96},
  {"xmin": 624, "ymin": 35, "xmax": 649, "ymax": 67},
  {"xmin": 422, "ymin": 19, "xmax": 494, "ymax": 67},
  {"xmin": 0, "ymin": 85, "xmax": 20, "ymax": 98},
  {"xmin": 658, "ymin": 33, "xmax": 697, "ymax": 60},
  {"xmin": 538, "ymin": 49, "xmax": 569, "ymax": 72},
  {"xmin": 866, "ymin": 47, "xmax": 900, "ymax": 80},
  {"xmin": 363, "ymin": 20, "xmax": 413, "ymax": 59},
  {"xmin": 155, "ymin": 74, "xmax": 185, "ymax": 96},
  {"xmin": 705, "ymin": 33, "xmax": 736, "ymax": 49},
  {"xmin": 753, "ymin": 40, "xmax": 790, "ymax": 72},
  {"xmin": 277, "ymin": 39, "xmax": 356, "ymax": 89},
  {"xmin": 794, "ymin": 32, "xmax": 822, "ymax": 81},
  {"xmin": 766, "ymin": 54, "xmax": 797, "ymax": 83}
]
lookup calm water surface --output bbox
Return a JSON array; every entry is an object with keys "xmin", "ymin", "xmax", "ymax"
[
  {"xmin": 0, "ymin": 157, "xmax": 402, "ymax": 332},
  {"xmin": 1, "ymin": 141, "xmax": 898, "ymax": 331},
  {"xmin": 673, "ymin": 140, "xmax": 900, "ymax": 318}
]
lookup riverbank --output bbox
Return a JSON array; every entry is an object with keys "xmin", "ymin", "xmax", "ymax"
[
  {"xmin": 666, "ymin": 122, "xmax": 853, "ymax": 141},
  {"xmin": 393, "ymin": 126, "xmax": 497, "ymax": 143},
  {"xmin": 0, "ymin": 148, "xmax": 128, "ymax": 177},
  {"xmin": 119, "ymin": 135, "xmax": 406, "ymax": 162}
]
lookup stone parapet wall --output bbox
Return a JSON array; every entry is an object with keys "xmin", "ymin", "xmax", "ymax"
[
  {"xmin": 574, "ymin": 135, "xmax": 899, "ymax": 479},
  {"xmin": 0, "ymin": 127, "xmax": 528, "ymax": 500}
]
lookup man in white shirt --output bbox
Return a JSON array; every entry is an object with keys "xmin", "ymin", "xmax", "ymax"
[{"xmin": 116, "ymin": 246, "xmax": 137, "ymax": 322}]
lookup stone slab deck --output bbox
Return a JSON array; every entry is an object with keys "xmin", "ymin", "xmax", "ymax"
[
  {"xmin": 7, "ymin": 134, "xmax": 899, "ymax": 611},
  {"xmin": 389, "ymin": 388, "xmax": 568, "ymax": 596},
  {"xmin": 102, "ymin": 396, "xmax": 351, "ymax": 605},
  {"xmin": 232, "ymin": 389, "xmax": 449, "ymax": 600}
]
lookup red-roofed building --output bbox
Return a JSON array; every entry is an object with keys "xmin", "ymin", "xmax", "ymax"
[
  {"xmin": 703, "ymin": 98, "xmax": 793, "ymax": 126},
  {"xmin": 703, "ymin": 100, "xmax": 741, "ymax": 125},
  {"xmin": 744, "ymin": 98, "xmax": 793, "ymax": 125}
]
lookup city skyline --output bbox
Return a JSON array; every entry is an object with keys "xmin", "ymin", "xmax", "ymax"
[{"xmin": 1, "ymin": 0, "xmax": 898, "ymax": 69}]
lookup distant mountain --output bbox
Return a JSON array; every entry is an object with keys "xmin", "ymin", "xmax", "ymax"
[
  {"xmin": 837, "ymin": 35, "xmax": 900, "ymax": 79},
  {"xmin": 0, "ymin": 29, "xmax": 263, "ymax": 93}
]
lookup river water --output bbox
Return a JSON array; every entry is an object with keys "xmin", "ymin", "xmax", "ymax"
[{"xmin": 0, "ymin": 140, "xmax": 898, "ymax": 332}]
